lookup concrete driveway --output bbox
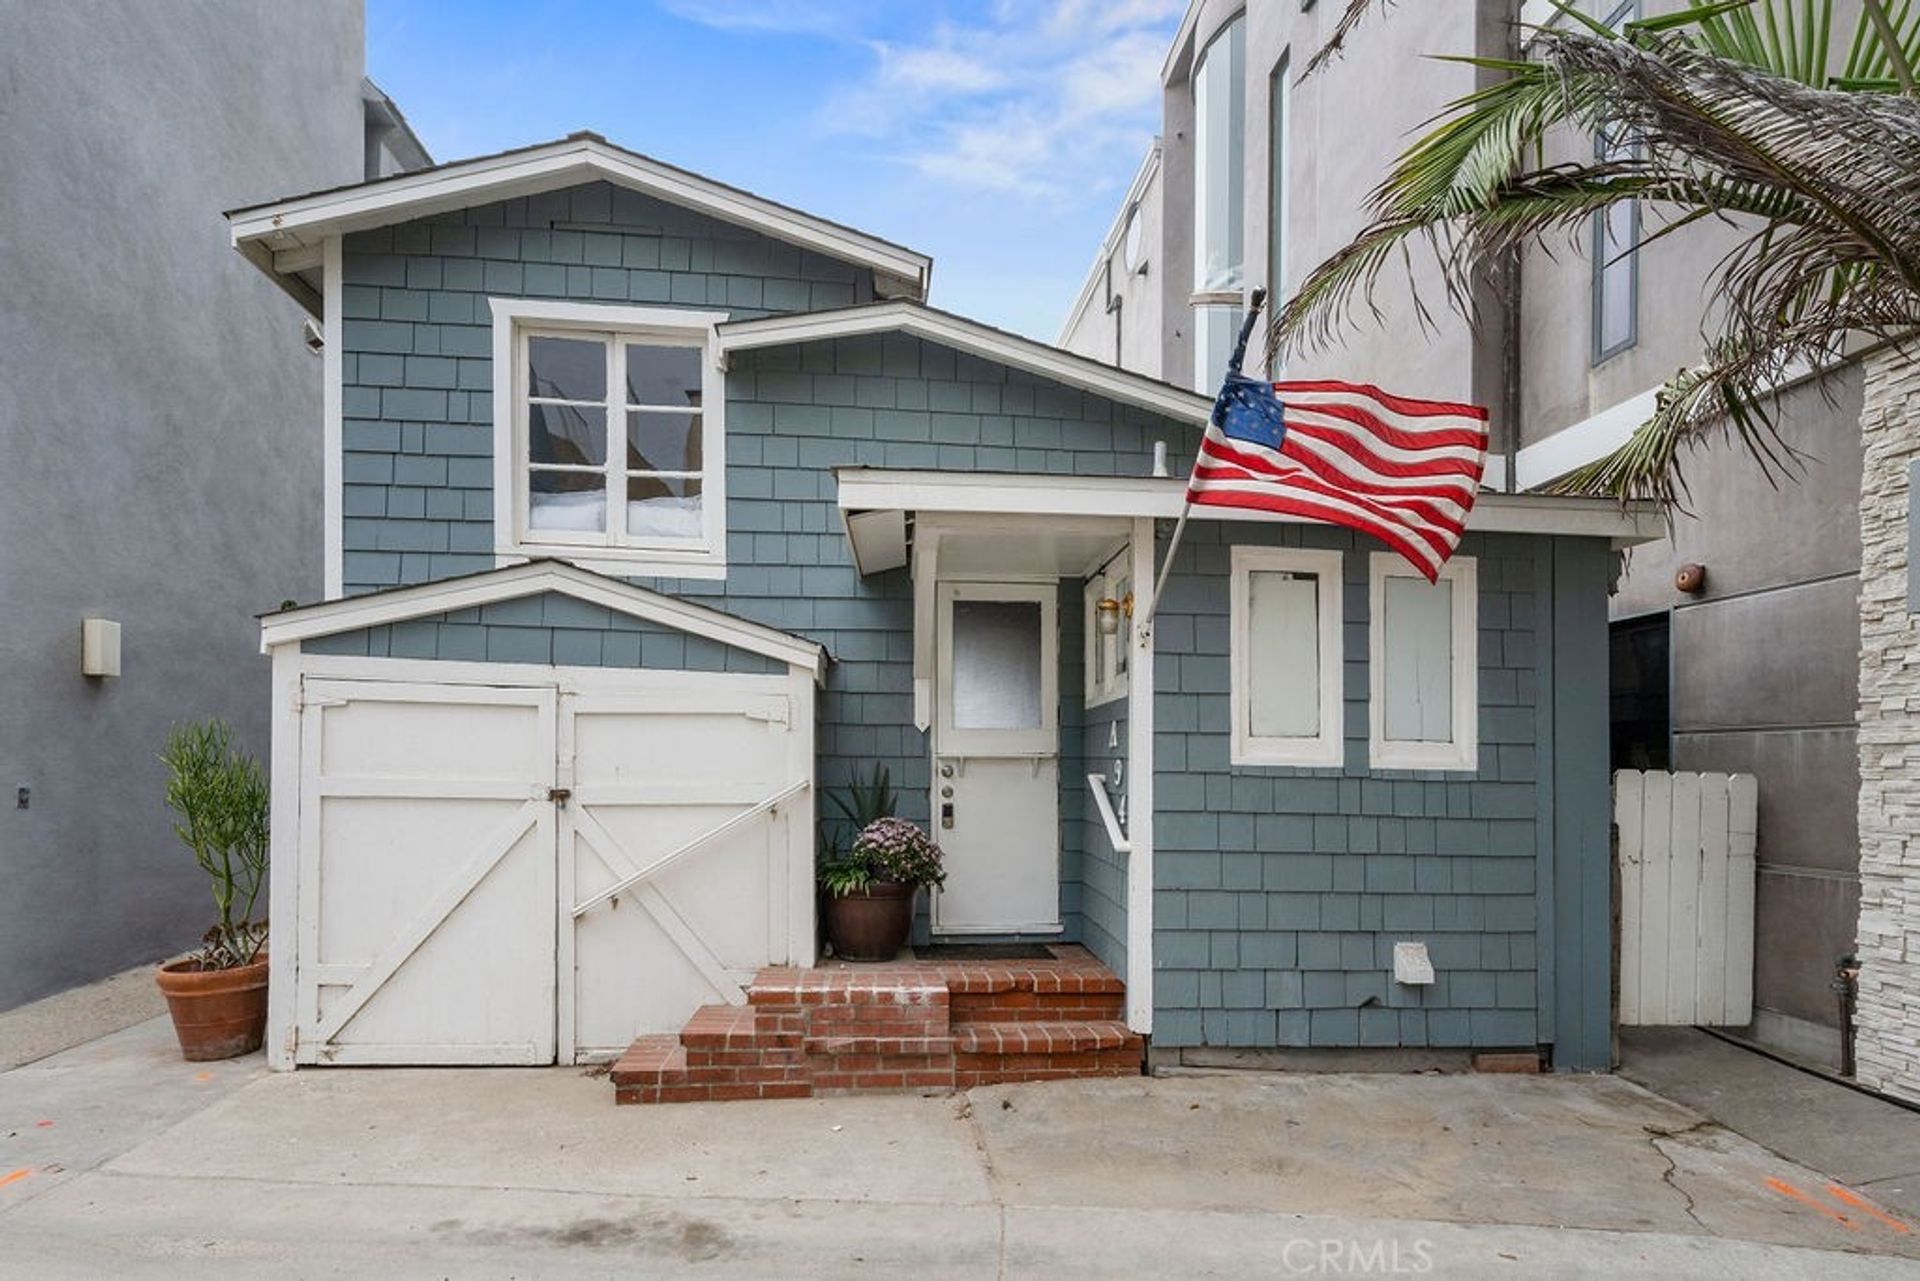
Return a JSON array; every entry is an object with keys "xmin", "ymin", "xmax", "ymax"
[{"xmin": 3, "ymin": 1016, "xmax": 1917, "ymax": 1278}]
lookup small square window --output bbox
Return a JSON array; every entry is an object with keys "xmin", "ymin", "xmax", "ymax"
[
  {"xmin": 1230, "ymin": 546, "xmax": 1345, "ymax": 767},
  {"xmin": 491, "ymin": 300, "xmax": 728, "ymax": 579},
  {"xmin": 1369, "ymin": 553, "xmax": 1478, "ymax": 771}
]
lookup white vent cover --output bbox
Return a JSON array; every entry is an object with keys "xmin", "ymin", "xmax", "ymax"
[{"xmin": 1393, "ymin": 941, "xmax": 1435, "ymax": 986}]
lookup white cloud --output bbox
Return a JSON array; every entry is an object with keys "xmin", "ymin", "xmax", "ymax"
[{"xmin": 807, "ymin": 0, "xmax": 1183, "ymax": 201}]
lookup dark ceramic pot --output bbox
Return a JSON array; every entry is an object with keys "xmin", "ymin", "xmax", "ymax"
[{"xmin": 824, "ymin": 882, "xmax": 915, "ymax": 961}]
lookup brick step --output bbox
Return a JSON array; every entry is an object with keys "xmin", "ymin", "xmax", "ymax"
[
  {"xmin": 679, "ymin": 1003, "xmax": 763, "ymax": 1048},
  {"xmin": 803, "ymin": 1034, "xmax": 955, "ymax": 1056},
  {"xmin": 951, "ymin": 1020, "xmax": 1138, "ymax": 1055},
  {"xmin": 948, "ymin": 989, "xmax": 1126, "ymax": 1025},
  {"xmin": 609, "ymin": 1034, "xmax": 686, "ymax": 1088}
]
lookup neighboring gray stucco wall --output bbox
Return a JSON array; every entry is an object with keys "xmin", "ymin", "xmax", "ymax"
[
  {"xmin": 300, "ymin": 591, "xmax": 783, "ymax": 674},
  {"xmin": 1148, "ymin": 519, "xmax": 1612, "ymax": 1066},
  {"xmin": 0, "ymin": 1, "xmax": 365, "ymax": 1010}
]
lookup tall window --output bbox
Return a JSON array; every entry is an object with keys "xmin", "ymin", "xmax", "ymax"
[
  {"xmin": 1593, "ymin": 0, "xmax": 1640, "ymax": 364},
  {"xmin": 1267, "ymin": 51, "xmax": 1290, "ymax": 365},
  {"xmin": 1192, "ymin": 15, "xmax": 1246, "ymax": 391},
  {"xmin": 491, "ymin": 300, "xmax": 727, "ymax": 578}
]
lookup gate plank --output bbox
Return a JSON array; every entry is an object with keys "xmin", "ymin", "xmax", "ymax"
[
  {"xmin": 311, "ymin": 800, "xmax": 541, "ymax": 1045},
  {"xmin": 1616, "ymin": 771, "xmax": 1644, "ymax": 1024},
  {"xmin": 1695, "ymin": 773, "xmax": 1731, "ymax": 1024}
]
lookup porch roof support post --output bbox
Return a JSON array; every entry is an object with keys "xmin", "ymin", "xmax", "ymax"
[
  {"xmin": 911, "ymin": 530, "xmax": 939, "ymax": 731},
  {"xmin": 1126, "ymin": 516, "xmax": 1157, "ymax": 1035}
]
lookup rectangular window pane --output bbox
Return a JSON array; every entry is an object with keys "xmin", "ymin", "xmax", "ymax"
[
  {"xmin": 625, "ymin": 475, "xmax": 702, "ymax": 538},
  {"xmin": 528, "ymin": 336, "xmax": 605, "ymax": 403},
  {"xmin": 530, "ymin": 403, "xmax": 606, "ymax": 466},
  {"xmin": 1382, "ymin": 577, "xmax": 1454, "ymax": 742},
  {"xmin": 1193, "ymin": 18, "xmax": 1247, "ymax": 293},
  {"xmin": 625, "ymin": 344, "xmax": 703, "ymax": 408},
  {"xmin": 1596, "ymin": 200, "xmax": 1636, "ymax": 356},
  {"xmin": 1268, "ymin": 56, "xmax": 1288, "ymax": 311},
  {"xmin": 625, "ymin": 410, "xmax": 702, "ymax": 473},
  {"xmin": 529, "ymin": 469, "xmax": 605, "ymax": 532},
  {"xmin": 951, "ymin": 600, "xmax": 1043, "ymax": 730},
  {"xmin": 1247, "ymin": 570, "xmax": 1320, "ymax": 738}
]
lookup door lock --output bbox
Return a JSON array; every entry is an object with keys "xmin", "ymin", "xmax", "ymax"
[
  {"xmin": 547, "ymin": 787, "xmax": 572, "ymax": 807},
  {"xmin": 940, "ymin": 801, "xmax": 955, "ymax": 830}
]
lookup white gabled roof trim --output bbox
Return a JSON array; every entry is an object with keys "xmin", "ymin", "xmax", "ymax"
[
  {"xmin": 718, "ymin": 302, "xmax": 1212, "ymax": 426},
  {"xmin": 833, "ymin": 468, "xmax": 1665, "ymax": 546},
  {"xmin": 228, "ymin": 134, "xmax": 931, "ymax": 300},
  {"xmin": 259, "ymin": 560, "xmax": 827, "ymax": 683}
]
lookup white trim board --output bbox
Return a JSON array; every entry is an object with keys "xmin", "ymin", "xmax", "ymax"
[
  {"xmin": 321, "ymin": 235, "xmax": 343, "ymax": 600},
  {"xmin": 718, "ymin": 302, "xmax": 1213, "ymax": 427},
  {"xmin": 1514, "ymin": 385, "xmax": 1660, "ymax": 492},
  {"xmin": 833, "ymin": 468, "xmax": 1665, "ymax": 545},
  {"xmin": 228, "ymin": 132, "xmax": 931, "ymax": 301},
  {"xmin": 258, "ymin": 560, "xmax": 827, "ymax": 682}
]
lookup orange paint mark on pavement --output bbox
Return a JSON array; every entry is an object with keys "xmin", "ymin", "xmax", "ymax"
[
  {"xmin": 194, "ymin": 1072, "xmax": 213, "ymax": 1082},
  {"xmin": 1766, "ymin": 1177, "xmax": 1858, "ymax": 1229},
  {"xmin": 1827, "ymin": 1183, "xmax": 1913, "ymax": 1234},
  {"xmin": 34, "ymin": 1120, "xmax": 53, "ymax": 1128},
  {"xmin": 0, "ymin": 1169, "xmax": 31, "ymax": 1189}
]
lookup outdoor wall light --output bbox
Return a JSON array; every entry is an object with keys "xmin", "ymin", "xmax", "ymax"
[
  {"xmin": 81, "ymin": 618, "xmax": 121, "ymax": 678},
  {"xmin": 1095, "ymin": 592, "xmax": 1136, "ymax": 636}
]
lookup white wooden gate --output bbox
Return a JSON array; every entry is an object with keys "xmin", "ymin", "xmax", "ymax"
[
  {"xmin": 290, "ymin": 666, "xmax": 812, "ymax": 1066},
  {"xmin": 1616, "ymin": 770, "xmax": 1758, "ymax": 1027}
]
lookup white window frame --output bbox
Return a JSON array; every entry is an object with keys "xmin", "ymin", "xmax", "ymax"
[
  {"xmin": 1229, "ymin": 546, "xmax": 1345, "ymax": 768},
  {"xmin": 1083, "ymin": 563, "xmax": 1131, "ymax": 707},
  {"xmin": 490, "ymin": 298, "xmax": 729, "ymax": 579},
  {"xmin": 936, "ymin": 580, "xmax": 1059, "ymax": 758},
  {"xmin": 1368, "ymin": 552, "xmax": 1479, "ymax": 772}
]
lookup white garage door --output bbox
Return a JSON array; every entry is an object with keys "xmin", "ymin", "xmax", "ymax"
[{"xmin": 292, "ymin": 670, "xmax": 811, "ymax": 1066}]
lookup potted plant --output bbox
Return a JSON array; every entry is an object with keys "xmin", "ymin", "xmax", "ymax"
[
  {"xmin": 820, "ymin": 816, "xmax": 945, "ymax": 962},
  {"xmin": 153, "ymin": 719, "xmax": 270, "ymax": 1061}
]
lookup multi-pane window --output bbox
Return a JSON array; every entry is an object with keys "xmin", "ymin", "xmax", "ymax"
[
  {"xmin": 1230, "ymin": 547, "xmax": 1345, "ymax": 767},
  {"xmin": 1368, "ymin": 554, "xmax": 1478, "ymax": 771},
  {"xmin": 492, "ymin": 301, "xmax": 726, "ymax": 577},
  {"xmin": 1192, "ymin": 15, "xmax": 1246, "ymax": 391}
]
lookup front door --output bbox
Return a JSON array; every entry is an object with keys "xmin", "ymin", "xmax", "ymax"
[{"xmin": 931, "ymin": 581, "xmax": 1060, "ymax": 934}]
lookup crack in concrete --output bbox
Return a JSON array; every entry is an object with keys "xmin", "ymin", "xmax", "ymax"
[
  {"xmin": 952, "ymin": 1094, "xmax": 1008, "ymax": 1280},
  {"xmin": 1642, "ymin": 1120, "xmax": 1718, "ymax": 1232}
]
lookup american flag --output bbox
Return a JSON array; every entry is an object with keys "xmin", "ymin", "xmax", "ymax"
[{"xmin": 1187, "ymin": 374, "xmax": 1490, "ymax": 582}]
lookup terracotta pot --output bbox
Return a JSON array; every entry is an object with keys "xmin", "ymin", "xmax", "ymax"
[
  {"xmin": 155, "ymin": 956, "xmax": 269, "ymax": 1061},
  {"xmin": 825, "ymin": 882, "xmax": 916, "ymax": 961}
]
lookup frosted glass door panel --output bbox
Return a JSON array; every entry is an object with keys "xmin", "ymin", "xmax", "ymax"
[{"xmin": 950, "ymin": 601, "xmax": 1043, "ymax": 730}]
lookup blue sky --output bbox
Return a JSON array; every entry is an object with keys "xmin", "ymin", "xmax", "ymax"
[{"xmin": 367, "ymin": 0, "xmax": 1184, "ymax": 340}]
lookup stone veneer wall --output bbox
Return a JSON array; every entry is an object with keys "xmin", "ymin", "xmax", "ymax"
[{"xmin": 1856, "ymin": 343, "xmax": 1920, "ymax": 1103}]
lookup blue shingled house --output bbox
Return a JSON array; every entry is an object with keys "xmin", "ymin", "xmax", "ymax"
[{"xmin": 229, "ymin": 133, "xmax": 1657, "ymax": 1083}]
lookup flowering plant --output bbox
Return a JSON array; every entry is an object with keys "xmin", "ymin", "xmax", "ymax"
[{"xmin": 848, "ymin": 816, "xmax": 945, "ymax": 889}]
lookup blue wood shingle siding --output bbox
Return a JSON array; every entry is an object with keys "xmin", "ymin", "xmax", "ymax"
[
  {"xmin": 327, "ymin": 178, "xmax": 1613, "ymax": 1061},
  {"xmin": 334, "ymin": 180, "xmax": 1188, "ymax": 946},
  {"xmin": 301, "ymin": 591, "xmax": 783, "ymax": 673},
  {"xmin": 1148, "ymin": 519, "xmax": 1582, "ymax": 1054}
]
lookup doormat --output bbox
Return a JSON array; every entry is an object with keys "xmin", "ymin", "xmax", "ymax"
[{"xmin": 916, "ymin": 943, "xmax": 1056, "ymax": 961}]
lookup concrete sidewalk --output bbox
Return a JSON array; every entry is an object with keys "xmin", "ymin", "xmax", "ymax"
[{"xmin": 3, "ymin": 1014, "xmax": 1917, "ymax": 1277}]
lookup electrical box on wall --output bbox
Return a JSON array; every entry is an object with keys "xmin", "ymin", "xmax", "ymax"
[{"xmin": 81, "ymin": 618, "xmax": 121, "ymax": 678}]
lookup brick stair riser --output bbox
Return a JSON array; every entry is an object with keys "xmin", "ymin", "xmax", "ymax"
[{"xmin": 949, "ymin": 992, "xmax": 1125, "ymax": 1024}]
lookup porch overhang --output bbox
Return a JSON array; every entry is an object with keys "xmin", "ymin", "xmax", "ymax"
[{"xmin": 834, "ymin": 467, "xmax": 1666, "ymax": 575}]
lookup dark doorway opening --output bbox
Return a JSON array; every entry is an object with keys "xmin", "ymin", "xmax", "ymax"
[{"xmin": 1610, "ymin": 612, "xmax": 1671, "ymax": 771}]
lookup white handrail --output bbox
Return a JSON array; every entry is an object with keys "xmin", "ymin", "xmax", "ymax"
[
  {"xmin": 571, "ymin": 777, "xmax": 811, "ymax": 917},
  {"xmin": 1086, "ymin": 773, "xmax": 1131, "ymax": 855}
]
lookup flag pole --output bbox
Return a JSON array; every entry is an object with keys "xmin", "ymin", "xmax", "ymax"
[{"xmin": 1138, "ymin": 288, "xmax": 1267, "ymax": 632}]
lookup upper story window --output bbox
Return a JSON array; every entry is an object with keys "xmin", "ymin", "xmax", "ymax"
[
  {"xmin": 1192, "ymin": 14, "xmax": 1246, "ymax": 392},
  {"xmin": 1593, "ymin": 0, "xmax": 1640, "ymax": 365},
  {"xmin": 1368, "ymin": 553, "xmax": 1478, "ymax": 771},
  {"xmin": 490, "ymin": 299, "xmax": 727, "ymax": 579}
]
